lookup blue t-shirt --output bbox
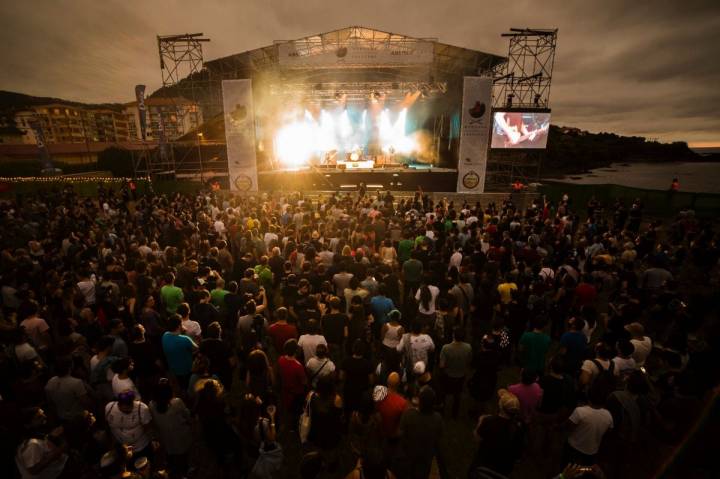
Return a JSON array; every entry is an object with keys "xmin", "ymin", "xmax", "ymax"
[
  {"xmin": 162, "ymin": 332, "xmax": 195, "ymax": 376},
  {"xmin": 370, "ymin": 295, "xmax": 395, "ymax": 327},
  {"xmin": 560, "ymin": 331, "xmax": 587, "ymax": 371}
]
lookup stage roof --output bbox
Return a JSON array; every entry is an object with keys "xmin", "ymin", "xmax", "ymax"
[{"xmin": 204, "ymin": 26, "xmax": 506, "ymax": 78}]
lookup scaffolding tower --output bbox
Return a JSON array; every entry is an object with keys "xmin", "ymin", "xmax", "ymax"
[
  {"xmin": 136, "ymin": 33, "xmax": 211, "ymax": 178},
  {"xmin": 486, "ymin": 28, "xmax": 557, "ymax": 191}
]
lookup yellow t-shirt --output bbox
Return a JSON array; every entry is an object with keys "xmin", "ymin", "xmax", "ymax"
[{"xmin": 497, "ymin": 282, "xmax": 518, "ymax": 304}]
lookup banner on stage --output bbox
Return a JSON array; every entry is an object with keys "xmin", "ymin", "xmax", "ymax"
[
  {"xmin": 456, "ymin": 76, "xmax": 493, "ymax": 193},
  {"xmin": 134, "ymin": 85, "xmax": 147, "ymax": 140},
  {"xmin": 222, "ymin": 79, "xmax": 258, "ymax": 192},
  {"xmin": 278, "ymin": 41, "xmax": 433, "ymax": 68}
]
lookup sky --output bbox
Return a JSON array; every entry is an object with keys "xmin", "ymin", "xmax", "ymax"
[{"xmin": 1, "ymin": 0, "xmax": 719, "ymax": 146}]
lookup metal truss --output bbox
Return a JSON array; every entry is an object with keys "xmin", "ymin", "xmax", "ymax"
[
  {"xmin": 267, "ymin": 81, "xmax": 447, "ymax": 103},
  {"xmin": 493, "ymin": 28, "xmax": 557, "ymax": 109},
  {"xmin": 485, "ymin": 150, "xmax": 543, "ymax": 192},
  {"xmin": 153, "ymin": 33, "xmax": 211, "ymax": 177}
]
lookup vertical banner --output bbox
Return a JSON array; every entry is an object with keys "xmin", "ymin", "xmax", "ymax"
[
  {"xmin": 135, "ymin": 85, "xmax": 147, "ymax": 140},
  {"xmin": 456, "ymin": 77, "xmax": 493, "ymax": 193},
  {"xmin": 30, "ymin": 121, "xmax": 53, "ymax": 170},
  {"xmin": 222, "ymin": 79, "xmax": 258, "ymax": 192}
]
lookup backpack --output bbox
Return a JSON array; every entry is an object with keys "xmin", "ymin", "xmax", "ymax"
[{"xmin": 590, "ymin": 359, "xmax": 617, "ymax": 400}]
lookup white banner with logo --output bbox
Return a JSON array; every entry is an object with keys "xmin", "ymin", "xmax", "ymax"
[
  {"xmin": 456, "ymin": 77, "xmax": 493, "ymax": 193},
  {"xmin": 222, "ymin": 79, "xmax": 258, "ymax": 192},
  {"xmin": 278, "ymin": 41, "xmax": 433, "ymax": 68}
]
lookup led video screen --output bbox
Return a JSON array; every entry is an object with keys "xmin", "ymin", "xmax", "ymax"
[{"xmin": 491, "ymin": 111, "xmax": 550, "ymax": 149}]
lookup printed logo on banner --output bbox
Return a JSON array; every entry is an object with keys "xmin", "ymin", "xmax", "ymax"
[
  {"xmin": 233, "ymin": 174, "xmax": 253, "ymax": 191},
  {"xmin": 468, "ymin": 102, "xmax": 486, "ymax": 120},
  {"xmin": 229, "ymin": 104, "xmax": 248, "ymax": 124},
  {"xmin": 462, "ymin": 171, "xmax": 480, "ymax": 189}
]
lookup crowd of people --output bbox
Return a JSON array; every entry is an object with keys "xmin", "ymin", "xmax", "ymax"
[{"xmin": 0, "ymin": 182, "xmax": 718, "ymax": 479}]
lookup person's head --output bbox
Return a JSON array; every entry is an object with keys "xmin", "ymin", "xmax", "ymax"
[
  {"xmin": 626, "ymin": 370, "xmax": 650, "ymax": 395},
  {"xmin": 54, "ymin": 355, "xmax": 73, "ymax": 377},
  {"xmin": 569, "ymin": 316, "xmax": 586, "ymax": 331},
  {"xmin": 176, "ymin": 302, "xmax": 190, "ymax": 319},
  {"xmin": 617, "ymin": 339, "xmax": 635, "ymax": 359},
  {"xmin": 299, "ymin": 451, "xmax": 325, "ymax": 479},
  {"xmin": 549, "ymin": 355, "xmax": 565, "ymax": 375},
  {"xmin": 245, "ymin": 300, "xmax": 257, "ymax": 315},
  {"xmin": 595, "ymin": 341, "xmax": 615, "ymax": 360},
  {"xmin": 387, "ymin": 309, "xmax": 401, "ymax": 324},
  {"xmin": 387, "ymin": 371, "xmax": 400, "ymax": 391},
  {"xmin": 411, "ymin": 321, "xmax": 422, "ymax": 334},
  {"xmin": 452, "ymin": 326, "xmax": 466, "ymax": 343},
  {"xmin": 418, "ymin": 386, "xmax": 436, "ymax": 414},
  {"xmin": 275, "ymin": 307, "xmax": 288, "ymax": 323},
  {"xmin": 283, "ymin": 338, "xmax": 298, "ymax": 357},
  {"xmin": 153, "ymin": 378, "xmax": 173, "ymax": 413},
  {"xmin": 531, "ymin": 316, "xmax": 546, "ymax": 331},
  {"xmin": 206, "ymin": 321, "xmax": 222, "ymax": 340},
  {"xmin": 130, "ymin": 324, "xmax": 145, "ymax": 342},
  {"xmin": 166, "ymin": 314, "xmax": 182, "ymax": 333},
  {"xmin": 315, "ymin": 374, "xmax": 336, "ymax": 399},
  {"xmin": 625, "ymin": 322, "xmax": 645, "ymax": 339},
  {"xmin": 351, "ymin": 338, "xmax": 365, "ymax": 357},
  {"xmin": 116, "ymin": 390, "xmax": 137, "ymax": 413},
  {"xmin": 96, "ymin": 335, "xmax": 115, "ymax": 354},
  {"xmin": 165, "ymin": 272, "xmax": 175, "ymax": 285},
  {"xmin": 109, "ymin": 318, "xmax": 124, "ymax": 335},
  {"xmin": 588, "ymin": 382, "xmax": 607, "ymax": 407},
  {"xmin": 315, "ymin": 343, "xmax": 328, "ymax": 359},
  {"xmin": 520, "ymin": 368, "xmax": 538, "ymax": 385},
  {"xmin": 328, "ymin": 296, "xmax": 341, "ymax": 312},
  {"xmin": 227, "ymin": 281, "xmax": 238, "ymax": 294},
  {"xmin": 497, "ymin": 388, "xmax": 520, "ymax": 418},
  {"xmin": 112, "ymin": 357, "xmax": 132, "ymax": 376},
  {"xmin": 307, "ymin": 319, "xmax": 320, "ymax": 335}
]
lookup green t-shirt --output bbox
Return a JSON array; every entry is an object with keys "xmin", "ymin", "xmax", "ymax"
[
  {"xmin": 398, "ymin": 239, "xmax": 414, "ymax": 263},
  {"xmin": 402, "ymin": 259, "xmax": 424, "ymax": 284},
  {"xmin": 254, "ymin": 265, "xmax": 273, "ymax": 290},
  {"xmin": 160, "ymin": 285, "xmax": 184, "ymax": 314},
  {"xmin": 519, "ymin": 330, "xmax": 551, "ymax": 374},
  {"xmin": 210, "ymin": 288, "xmax": 230, "ymax": 309}
]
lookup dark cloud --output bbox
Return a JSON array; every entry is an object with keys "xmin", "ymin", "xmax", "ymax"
[{"xmin": 0, "ymin": 0, "xmax": 718, "ymax": 144}]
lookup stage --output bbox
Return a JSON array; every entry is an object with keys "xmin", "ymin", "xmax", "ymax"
[{"xmin": 257, "ymin": 165, "xmax": 459, "ymax": 192}]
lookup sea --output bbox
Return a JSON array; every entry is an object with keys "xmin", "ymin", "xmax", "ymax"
[{"xmin": 547, "ymin": 152, "xmax": 720, "ymax": 194}]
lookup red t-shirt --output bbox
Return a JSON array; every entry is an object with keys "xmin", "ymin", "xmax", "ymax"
[
  {"xmin": 268, "ymin": 322, "xmax": 298, "ymax": 353},
  {"xmin": 376, "ymin": 391, "xmax": 408, "ymax": 438},
  {"xmin": 277, "ymin": 355, "xmax": 306, "ymax": 408},
  {"xmin": 574, "ymin": 283, "xmax": 597, "ymax": 308}
]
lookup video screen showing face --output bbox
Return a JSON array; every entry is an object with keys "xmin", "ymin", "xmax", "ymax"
[{"xmin": 491, "ymin": 112, "xmax": 550, "ymax": 149}]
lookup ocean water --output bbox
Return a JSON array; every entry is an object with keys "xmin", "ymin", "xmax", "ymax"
[{"xmin": 547, "ymin": 162, "xmax": 720, "ymax": 194}]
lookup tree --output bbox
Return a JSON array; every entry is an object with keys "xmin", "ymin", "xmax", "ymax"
[{"xmin": 97, "ymin": 147, "xmax": 134, "ymax": 177}]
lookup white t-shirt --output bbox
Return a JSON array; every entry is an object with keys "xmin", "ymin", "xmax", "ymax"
[
  {"xmin": 298, "ymin": 334, "xmax": 328, "ymax": 361},
  {"xmin": 568, "ymin": 406, "xmax": 613, "ymax": 455},
  {"xmin": 397, "ymin": 333, "xmax": 435, "ymax": 365},
  {"xmin": 181, "ymin": 319, "xmax": 202, "ymax": 340},
  {"xmin": 631, "ymin": 337, "xmax": 652, "ymax": 366},
  {"xmin": 77, "ymin": 280, "xmax": 96, "ymax": 305},
  {"xmin": 15, "ymin": 343, "xmax": 39, "ymax": 363},
  {"xmin": 16, "ymin": 438, "xmax": 68, "ymax": 479},
  {"xmin": 112, "ymin": 374, "xmax": 142, "ymax": 401},
  {"xmin": 581, "ymin": 358, "xmax": 619, "ymax": 381},
  {"xmin": 449, "ymin": 251, "xmax": 463, "ymax": 270},
  {"xmin": 612, "ymin": 356, "xmax": 637, "ymax": 377},
  {"xmin": 105, "ymin": 400, "xmax": 152, "ymax": 450},
  {"xmin": 415, "ymin": 285, "xmax": 440, "ymax": 315},
  {"xmin": 20, "ymin": 317, "xmax": 49, "ymax": 348},
  {"xmin": 306, "ymin": 357, "xmax": 336, "ymax": 387}
]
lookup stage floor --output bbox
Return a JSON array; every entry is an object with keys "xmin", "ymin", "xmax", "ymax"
[{"xmin": 257, "ymin": 166, "xmax": 459, "ymax": 192}]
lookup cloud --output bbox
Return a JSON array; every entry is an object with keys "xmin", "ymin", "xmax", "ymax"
[{"xmin": 0, "ymin": 0, "xmax": 718, "ymax": 143}]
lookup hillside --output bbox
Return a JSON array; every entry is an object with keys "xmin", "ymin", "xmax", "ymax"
[
  {"xmin": 0, "ymin": 90, "xmax": 124, "ymax": 111},
  {"xmin": 541, "ymin": 126, "xmax": 703, "ymax": 176},
  {"xmin": 0, "ymin": 90, "xmax": 712, "ymax": 176}
]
